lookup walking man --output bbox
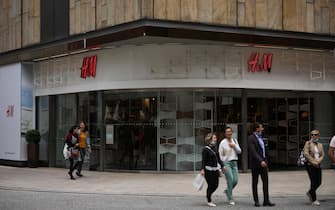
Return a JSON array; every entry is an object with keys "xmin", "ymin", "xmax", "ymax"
[{"xmin": 248, "ymin": 123, "xmax": 275, "ymax": 207}]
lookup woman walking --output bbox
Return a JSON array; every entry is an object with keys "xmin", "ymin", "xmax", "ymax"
[
  {"xmin": 76, "ymin": 121, "xmax": 92, "ymax": 177},
  {"xmin": 201, "ymin": 133, "xmax": 224, "ymax": 207},
  {"xmin": 219, "ymin": 127, "xmax": 241, "ymax": 205},
  {"xmin": 65, "ymin": 125, "xmax": 80, "ymax": 180},
  {"xmin": 304, "ymin": 130, "xmax": 324, "ymax": 206}
]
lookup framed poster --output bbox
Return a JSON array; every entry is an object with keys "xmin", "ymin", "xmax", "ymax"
[{"xmin": 106, "ymin": 124, "xmax": 114, "ymax": 144}]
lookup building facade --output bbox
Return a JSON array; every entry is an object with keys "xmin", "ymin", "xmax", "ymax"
[{"xmin": 0, "ymin": 0, "xmax": 335, "ymax": 172}]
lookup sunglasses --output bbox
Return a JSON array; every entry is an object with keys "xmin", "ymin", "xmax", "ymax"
[{"xmin": 311, "ymin": 134, "xmax": 319, "ymax": 136}]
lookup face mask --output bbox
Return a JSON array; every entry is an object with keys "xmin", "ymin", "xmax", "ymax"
[
  {"xmin": 312, "ymin": 139, "xmax": 319, "ymax": 143},
  {"xmin": 210, "ymin": 141, "xmax": 216, "ymax": 146}
]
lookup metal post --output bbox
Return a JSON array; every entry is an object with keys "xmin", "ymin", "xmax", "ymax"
[
  {"xmin": 241, "ymin": 89, "xmax": 248, "ymax": 172},
  {"xmin": 48, "ymin": 95, "xmax": 56, "ymax": 167}
]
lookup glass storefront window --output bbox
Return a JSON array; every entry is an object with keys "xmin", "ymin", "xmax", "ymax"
[
  {"xmin": 55, "ymin": 94, "xmax": 77, "ymax": 167},
  {"xmin": 104, "ymin": 91, "xmax": 157, "ymax": 170},
  {"xmin": 37, "ymin": 96, "xmax": 49, "ymax": 163},
  {"xmin": 247, "ymin": 91, "xmax": 315, "ymax": 168},
  {"xmin": 41, "ymin": 89, "xmax": 334, "ymax": 171},
  {"xmin": 78, "ymin": 92, "xmax": 103, "ymax": 170}
]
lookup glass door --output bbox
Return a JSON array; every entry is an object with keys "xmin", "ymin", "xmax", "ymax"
[
  {"xmin": 55, "ymin": 94, "xmax": 77, "ymax": 167},
  {"xmin": 103, "ymin": 91, "xmax": 157, "ymax": 170},
  {"xmin": 247, "ymin": 94, "xmax": 313, "ymax": 169},
  {"xmin": 78, "ymin": 92, "xmax": 103, "ymax": 171}
]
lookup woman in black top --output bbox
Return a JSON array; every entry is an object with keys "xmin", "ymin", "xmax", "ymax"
[
  {"xmin": 201, "ymin": 133, "xmax": 225, "ymax": 207},
  {"xmin": 65, "ymin": 125, "xmax": 80, "ymax": 180}
]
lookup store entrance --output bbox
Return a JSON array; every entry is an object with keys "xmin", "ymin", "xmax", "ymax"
[
  {"xmin": 103, "ymin": 91, "xmax": 157, "ymax": 170},
  {"xmin": 247, "ymin": 97, "xmax": 312, "ymax": 169}
]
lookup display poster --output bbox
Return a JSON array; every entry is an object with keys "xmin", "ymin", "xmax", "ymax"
[{"xmin": 106, "ymin": 124, "xmax": 114, "ymax": 144}]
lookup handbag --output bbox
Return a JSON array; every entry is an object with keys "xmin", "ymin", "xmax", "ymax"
[
  {"xmin": 192, "ymin": 173, "xmax": 204, "ymax": 191},
  {"xmin": 63, "ymin": 144, "xmax": 70, "ymax": 160},
  {"xmin": 297, "ymin": 150, "xmax": 307, "ymax": 166},
  {"xmin": 71, "ymin": 149, "xmax": 80, "ymax": 157}
]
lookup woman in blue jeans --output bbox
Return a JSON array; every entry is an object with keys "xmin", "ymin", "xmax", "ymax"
[
  {"xmin": 77, "ymin": 121, "xmax": 92, "ymax": 177},
  {"xmin": 219, "ymin": 127, "xmax": 241, "ymax": 205}
]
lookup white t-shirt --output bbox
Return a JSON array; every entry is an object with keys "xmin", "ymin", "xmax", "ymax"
[
  {"xmin": 314, "ymin": 144, "xmax": 320, "ymax": 160},
  {"xmin": 219, "ymin": 138, "xmax": 242, "ymax": 162},
  {"xmin": 330, "ymin": 136, "xmax": 335, "ymax": 157}
]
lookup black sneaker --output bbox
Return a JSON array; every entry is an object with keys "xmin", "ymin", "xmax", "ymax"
[
  {"xmin": 263, "ymin": 202, "xmax": 275, "ymax": 207},
  {"xmin": 76, "ymin": 171, "xmax": 83, "ymax": 177},
  {"xmin": 306, "ymin": 192, "xmax": 312, "ymax": 202},
  {"xmin": 68, "ymin": 171, "xmax": 75, "ymax": 180}
]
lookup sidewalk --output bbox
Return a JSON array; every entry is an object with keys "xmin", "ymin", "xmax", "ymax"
[{"xmin": 0, "ymin": 166, "xmax": 334, "ymax": 197}]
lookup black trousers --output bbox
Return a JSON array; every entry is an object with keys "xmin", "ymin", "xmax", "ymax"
[
  {"xmin": 204, "ymin": 170, "xmax": 219, "ymax": 202},
  {"xmin": 306, "ymin": 165, "xmax": 322, "ymax": 201},
  {"xmin": 251, "ymin": 167, "xmax": 269, "ymax": 204},
  {"xmin": 69, "ymin": 158, "xmax": 79, "ymax": 174},
  {"xmin": 77, "ymin": 148, "xmax": 86, "ymax": 173}
]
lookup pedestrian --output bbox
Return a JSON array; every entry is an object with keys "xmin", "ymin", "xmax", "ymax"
[
  {"xmin": 65, "ymin": 125, "xmax": 80, "ymax": 180},
  {"xmin": 76, "ymin": 121, "xmax": 92, "ymax": 177},
  {"xmin": 248, "ymin": 123, "xmax": 275, "ymax": 207},
  {"xmin": 200, "ymin": 133, "xmax": 225, "ymax": 207},
  {"xmin": 304, "ymin": 130, "xmax": 324, "ymax": 206},
  {"xmin": 219, "ymin": 127, "xmax": 241, "ymax": 205},
  {"xmin": 328, "ymin": 135, "xmax": 335, "ymax": 169}
]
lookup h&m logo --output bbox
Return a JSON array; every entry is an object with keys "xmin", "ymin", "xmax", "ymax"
[
  {"xmin": 80, "ymin": 55, "xmax": 97, "ymax": 79},
  {"xmin": 6, "ymin": 105, "xmax": 14, "ymax": 117},
  {"xmin": 248, "ymin": 52, "xmax": 273, "ymax": 73}
]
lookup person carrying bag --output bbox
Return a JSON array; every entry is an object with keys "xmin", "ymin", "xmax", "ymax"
[
  {"xmin": 304, "ymin": 130, "xmax": 324, "ymax": 206},
  {"xmin": 65, "ymin": 125, "xmax": 81, "ymax": 180}
]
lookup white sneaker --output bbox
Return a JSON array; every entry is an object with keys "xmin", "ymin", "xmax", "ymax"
[
  {"xmin": 229, "ymin": 200, "xmax": 235, "ymax": 205},
  {"xmin": 312, "ymin": 200, "xmax": 320, "ymax": 206},
  {"xmin": 207, "ymin": 202, "xmax": 217, "ymax": 207}
]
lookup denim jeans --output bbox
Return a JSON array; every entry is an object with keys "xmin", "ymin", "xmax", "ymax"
[{"xmin": 223, "ymin": 160, "xmax": 239, "ymax": 201}]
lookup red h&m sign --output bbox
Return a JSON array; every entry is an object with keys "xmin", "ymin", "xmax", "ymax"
[
  {"xmin": 248, "ymin": 52, "xmax": 273, "ymax": 73},
  {"xmin": 6, "ymin": 105, "xmax": 14, "ymax": 117},
  {"xmin": 80, "ymin": 55, "xmax": 97, "ymax": 79}
]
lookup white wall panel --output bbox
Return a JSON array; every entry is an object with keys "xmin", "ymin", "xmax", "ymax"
[
  {"xmin": 34, "ymin": 45, "xmax": 335, "ymax": 96},
  {"xmin": 0, "ymin": 63, "xmax": 22, "ymax": 160}
]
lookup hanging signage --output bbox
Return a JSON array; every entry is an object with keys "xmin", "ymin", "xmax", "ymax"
[
  {"xmin": 80, "ymin": 55, "xmax": 97, "ymax": 79},
  {"xmin": 248, "ymin": 52, "xmax": 273, "ymax": 73}
]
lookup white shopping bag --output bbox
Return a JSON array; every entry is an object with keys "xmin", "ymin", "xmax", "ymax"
[
  {"xmin": 193, "ymin": 174, "xmax": 204, "ymax": 191},
  {"xmin": 63, "ymin": 144, "xmax": 70, "ymax": 160}
]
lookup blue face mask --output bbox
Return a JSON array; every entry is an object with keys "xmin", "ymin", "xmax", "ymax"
[{"xmin": 312, "ymin": 139, "xmax": 319, "ymax": 143}]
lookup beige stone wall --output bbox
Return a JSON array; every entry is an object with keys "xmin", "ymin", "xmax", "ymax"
[
  {"xmin": 0, "ymin": 0, "xmax": 22, "ymax": 52},
  {"xmin": 283, "ymin": 0, "xmax": 335, "ymax": 34},
  {"xmin": 69, "ymin": 0, "xmax": 96, "ymax": 35},
  {"xmin": 22, "ymin": 0, "xmax": 40, "ymax": 47},
  {"xmin": 1, "ymin": 0, "xmax": 335, "ymax": 53},
  {"xmin": 150, "ymin": 0, "xmax": 334, "ymax": 33},
  {"xmin": 95, "ymin": 0, "xmax": 141, "ymax": 30}
]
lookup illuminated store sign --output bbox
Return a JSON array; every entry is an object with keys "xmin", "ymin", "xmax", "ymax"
[
  {"xmin": 248, "ymin": 52, "xmax": 273, "ymax": 73},
  {"xmin": 80, "ymin": 55, "xmax": 97, "ymax": 79}
]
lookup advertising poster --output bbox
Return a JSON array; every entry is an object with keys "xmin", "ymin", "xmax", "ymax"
[
  {"xmin": 21, "ymin": 65, "xmax": 34, "ymax": 133},
  {"xmin": 106, "ymin": 124, "xmax": 114, "ymax": 144}
]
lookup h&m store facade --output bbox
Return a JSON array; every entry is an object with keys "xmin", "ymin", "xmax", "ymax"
[{"xmin": 30, "ymin": 41, "xmax": 335, "ymax": 172}]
